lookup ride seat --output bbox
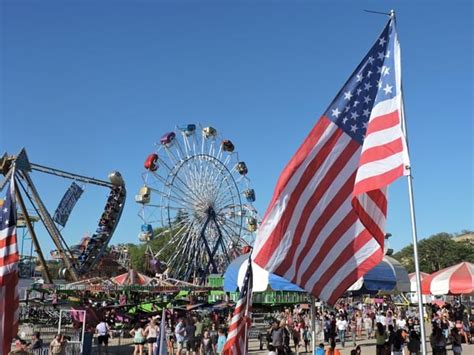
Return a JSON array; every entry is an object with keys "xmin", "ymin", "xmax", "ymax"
[{"xmin": 236, "ymin": 162, "xmax": 248, "ymax": 175}]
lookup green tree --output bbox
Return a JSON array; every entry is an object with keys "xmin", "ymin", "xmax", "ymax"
[
  {"xmin": 392, "ymin": 232, "xmax": 474, "ymax": 273},
  {"xmin": 127, "ymin": 226, "xmax": 174, "ymax": 274}
]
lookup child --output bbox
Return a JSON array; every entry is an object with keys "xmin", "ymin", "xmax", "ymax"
[
  {"xmin": 316, "ymin": 343, "xmax": 325, "ymax": 355},
  {"xmin": 216, "ymin": 328, "xmax": 227, "ymax": 355},
  {"xmin": 303, "ymin": 326, "xmax": 311, "ymax": 353},
  {"xmin": 200, "ymin": 331, "xmax": 213, "ymax": 355}
]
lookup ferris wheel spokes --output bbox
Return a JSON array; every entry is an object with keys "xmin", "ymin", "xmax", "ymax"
[
  {"xmin": 157, "ymin": 157, "xmax": 194, "ymax": 195},
  {"xmin": 163, "ymin": 145, "xmax": 181, "ymax": 167}
]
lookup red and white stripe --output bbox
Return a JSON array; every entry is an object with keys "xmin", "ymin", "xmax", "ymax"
[
  {"xmin": 0, "ymin": 174, "xmax": 19, "ymax": 355},
  {"xmin": 421, "ymin": 262, "xmax": 474, "ymax": 295},
  {"xmin": 223, "ymin": 298, "xmax": 250, "ymax": 355},
  {"xmin": 223, "ymin": 261, "xmax": 252, "ymax": 355},
  {"xmin": 252, "ymin": 26, "xmax": 409, "ymax": 305},
  {"xmin": 408, "ymin": 272, "xmax": 430, "ymax": 292}
]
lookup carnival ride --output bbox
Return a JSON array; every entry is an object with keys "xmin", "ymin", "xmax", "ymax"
[
  {"xmin": 136, "ymin": 124, "xmax": 259, "ymax": 282},
  {"xmin": 0, "ymin": 149, "xmax": 126, "ymax": 282}
]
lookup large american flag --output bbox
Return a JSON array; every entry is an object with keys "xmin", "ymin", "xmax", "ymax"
[
  {"xmin": 0, "ymin": 172, "xmax": 20, "ymax": 355},
  {"xmin": 222, "ymin": 256, "xmax": 253, "ymax": 355},
  {"xmin": 252, "ymin": 17, "xmax": 409, "ymax": 304}
]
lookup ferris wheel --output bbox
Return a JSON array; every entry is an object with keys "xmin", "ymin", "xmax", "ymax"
[{"xmin": 136, "ymin": 124, "xmax": 258, "ymax": 282}]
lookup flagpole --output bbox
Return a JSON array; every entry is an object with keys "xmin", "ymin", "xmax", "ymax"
[
  {"xmin": 383, "ymin": 8, "xmax": 427, "ymax": 354},
  {"xmin": 310, "ymin": 295, "xmax": 316, "ymax": 355},
  {"xmin": 158, "ymin": 307, "xmax": 167, "ymax": 355},
  {"xmin": 243, "ymin": 257, "xmax": 252, "ymax": 354},
  {"xmin": 400, "ymin": 88, "xmax": 428, "ymax": 355}
]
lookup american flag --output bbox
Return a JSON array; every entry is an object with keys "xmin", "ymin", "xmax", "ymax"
[
  {"xmin": 222, "ymin": 256, "xmax": 253, "ymax": 355},
  {"xmin": 0, "ymin": 172, "xmax": 20, "ymax": 355},
  {"xmin": 252, "ymin": 16, "xmax": 409, "ymax": 304}
]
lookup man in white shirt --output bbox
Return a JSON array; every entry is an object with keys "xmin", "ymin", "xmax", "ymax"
[
  {"xmin": 95, "ymin": 319, "xmax": 110, "ymax": 355},
  {"xmin": 336, "ymin": 316, "xmax": 348, "ymax": 347},
  {"xmin": 174, "ymin": 318, "xmax": 186, "ymax": 355},
  {"xmin": 396, "ymin": 316, "xmax": 407, "ymax": 330},
  {"xmin": 379, "ymin": 313, "xmax": 387, "ymax": 328}
]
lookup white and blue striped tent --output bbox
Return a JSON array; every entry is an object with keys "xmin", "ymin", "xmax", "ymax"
[
  {"xmin": 223, "ymin": 253, "xmax": 304, "ymax": 292},
  {"xmin": 224, "ymin": 254, "xmax": 409, "ymax": 294}
]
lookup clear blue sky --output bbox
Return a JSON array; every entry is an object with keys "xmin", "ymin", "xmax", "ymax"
[{"xmin": 1, "ymin": 0, "xmax": 472, "ymax": 259}]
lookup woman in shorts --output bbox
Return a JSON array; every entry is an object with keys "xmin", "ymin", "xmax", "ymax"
[
  {"xmin": 145, "ymin": 319, "xmax": 158, "ymax": 355},
  {"xmin": 130, "ymin": 323, "xmax": 145, "ymax": 355},
  {"xmin": 167, "ymin": 319, "xmax": 176, "ymax": 355}
]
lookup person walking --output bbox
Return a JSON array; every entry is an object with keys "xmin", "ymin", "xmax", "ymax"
[
  {"xmin": 407, "ymin": 330, "xmax": 421, "ymax": 355},
  {"xmin": 292, "ymin": 321, "xmax": 302, "ymax": 353},
  {"xmin": 336, "ymin": 316, "xmax": 348, "ymax": 347},
  {"xmin": 145, "ymin": 319, "xmax": 158, "ymax": 355},
  {"xmin": 95, "ymin": 319, "xmax": 110, "ymax": 355},
  {"xmin": 391, "ymin": 329, "xmax": 407, "ymax": 355},
  {"xmin": 271, "ymin": 321, "xmax": 285, "ymax": 355},
  {"xmin": 323, "ymin": 316, "xmax": 331, "ymax": 343},
  {"xmin": 303, "ymin": 326, "xmax": 311, "ymax": 353},
  {"xmin": 175, "ymin": 318, "xmax": 186, "ymax": 355},
  {"xmin": 216, "ymin": 328, "xmax": 227, "ymax": 355},
  {"xmin": 349, "ymin": 317, "xmax": 357, "ymax": 346},
  {"xmin": 185, "ymin": 318, "xmax": 196, "ymax": 355},
  {"xmin": 200, "ymin": 331, "xmax": 213, "ymax": 355},
  {"xmin": 325, "ymin": 340, "xmax": 341, "ymax": 355},
  {"xmin": 281, "ymin": 319, "xmax": 291, "ymax": 354},
  {"xmin": 49, "ymin": 334, "xmax": 64, "ymax": 355},
  {"xmin": 130, "ymin": 323, "xmax": 146, "ymax": 355},
  {"xmin": 363, "ymin": 314, "xmax": 373, "ymax": 339},
  {"xmin": 209, "ymin": 323, "xmax": 218, "ymax": 354},
  {"xmin": 374, "ymin": 322, "xmax": 388, "ymax": 355},
  {"xmin": 449, "ymin": 327, "xmax": 463, "ymax": 355},
  {"xmin": 355, "ymin": 313, "xmax": 363, "ymax": 339},
  {"xmin": 193, "ymin": 316, "xmax": 203, "ymax": 354},
  {"xmin": 28, "ymin": 332, "xmax": 44, "ymax": 352},
  {"xmin": 430, "ymin": 326, "xmax": 447, "ymax": 355}
]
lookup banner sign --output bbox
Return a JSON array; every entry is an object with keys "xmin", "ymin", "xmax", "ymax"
[{"xmin": 53, "ymin": 182, "xmax": 84, "ymax": 227}]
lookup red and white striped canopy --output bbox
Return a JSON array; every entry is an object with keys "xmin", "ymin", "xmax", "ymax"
[
  {"xmin": 408, "ymin": 272, "xmax": 430, "ymax": 292},
  {"xmin": 421, "ymin": 262, "xmax": 474, "ymax": 295},
  {"xmin": 111, "ymin": 269, "xmax": 152, "ymax": 286}
]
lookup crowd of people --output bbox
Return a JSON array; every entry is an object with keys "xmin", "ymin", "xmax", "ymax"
[
  {"xmin": 8, "ymin": 332, "xmax": 70, "ymax": 355},
  {"xmin": 9, "ymin": 298, "xmax": 473, "ymax": 354},
  {"xmin": 428, "ymin": 300, "xmax": 473, "ymax": 355},
  {"xmin": 92, "ymin": 311, "xmax": 231, "ymax": 355},
  {"xmin": 263, "ymin": 299, "xmax": 473, "ymax": 355}
]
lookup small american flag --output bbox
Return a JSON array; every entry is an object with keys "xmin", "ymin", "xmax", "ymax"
[
  {"xmin": 222, "ymin": 256, "xmax": 253, "ymax": 355},
  {"xmin": 252, "ymin": 16, "xmax": 409, "ymax": 304},
  {"xmin": 0, "ymin": 172, "xmax": 20, "ymax": 355}
]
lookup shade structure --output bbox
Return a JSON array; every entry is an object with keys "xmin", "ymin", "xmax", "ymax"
[
  {"xmin": 111, "ymin": 269, "xmax": 152, "ymax": 286},
  {"xmin": 408, "ymin": 272, "xmax": 430, "ymax": 292},
  {"xmin": 421, "ymin": 262, "xmax": 474, "ymax": 295},
  {"xmin": 347, "ymin": 256, "xmax": 410, "ymax": 293},
  {"xmin": 223, "ymin": 253, "xmax": 304, "ymax": 292}
]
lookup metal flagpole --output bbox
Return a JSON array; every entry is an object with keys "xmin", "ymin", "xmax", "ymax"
[
  {"xmin": 382, "ymin": 8, "xmax": 428, "ymax": 354},
  {"xmin": 404, "ymin": 156, "xmax": 428, "ymax": 355},
  {"xmin": 243, "ymin": 257, "xmax": 252, "ymax": 354},
  {"xmin": 310, "ymin": 295, "xmax": 316, "ymax": 355},
  {"xmin": 400, "ymin": 89, "xmax": 428, "ymax": 355},
  {"xmin": 158, "ymin": 307, "xmax": 167, "ymax": 355}
]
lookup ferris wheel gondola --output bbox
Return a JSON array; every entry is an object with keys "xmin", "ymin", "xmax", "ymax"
[{"xmin": 136, "ymin": 124, "xmax": 259, "ymax": 282}]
